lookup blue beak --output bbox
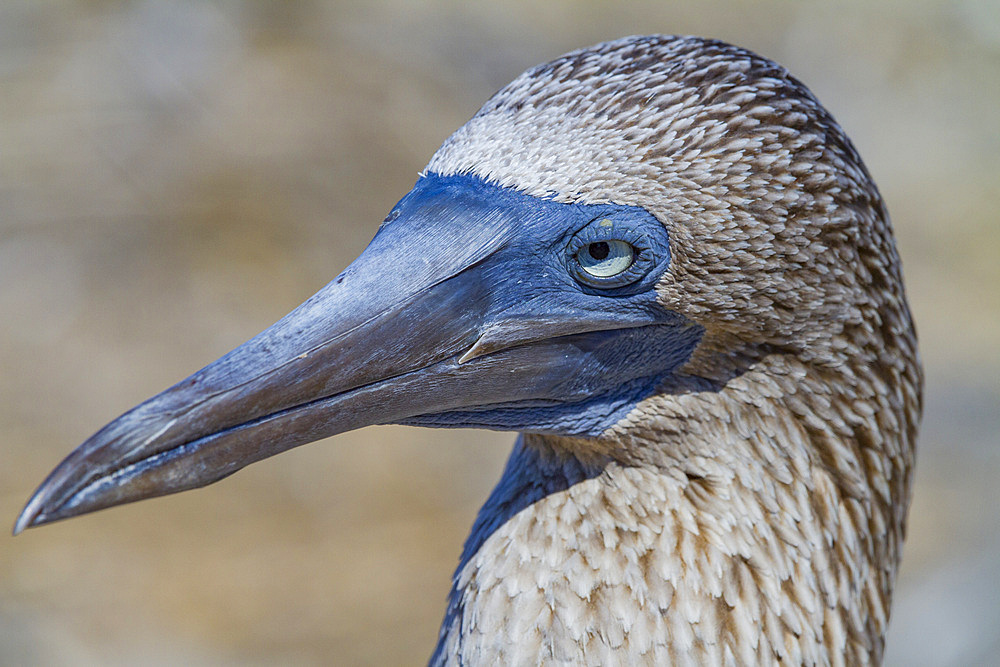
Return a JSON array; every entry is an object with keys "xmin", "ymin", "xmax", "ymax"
[{"xmin": 15, "ymin": 175, "xmax": 701, "ymax": 533}]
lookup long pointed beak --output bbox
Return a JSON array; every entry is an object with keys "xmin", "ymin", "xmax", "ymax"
[
  {"xmin": 15, "ymin": 180, "xmax": 499, "ymax": 532},
  {"xmin": 15, "ymin": 175, "xmax": 700, "ymax": 534}
]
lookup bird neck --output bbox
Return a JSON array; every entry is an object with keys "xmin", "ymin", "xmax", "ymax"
[{"xmin": 432, "ymin": 353, "xmax": 916, "ymax": 665}]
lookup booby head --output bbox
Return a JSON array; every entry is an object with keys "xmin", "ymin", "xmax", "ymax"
[{"xmin": 15, "ymin": 36, "xmax": 920, "ymax": 660}]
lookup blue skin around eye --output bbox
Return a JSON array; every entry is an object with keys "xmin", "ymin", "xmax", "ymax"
[{"xmin": 385, "ymin": 174, "xmax": 704, "ymax": 437}]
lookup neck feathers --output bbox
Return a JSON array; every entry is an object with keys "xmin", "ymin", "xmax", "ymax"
[{"xmin": 432, "ymin": 348, "xmax": 919, "ymax": 665}]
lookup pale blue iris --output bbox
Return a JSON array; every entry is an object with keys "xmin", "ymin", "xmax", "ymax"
[{"xmin": 577, "ymin": 240, "xmax": 635, "ymax": 277}]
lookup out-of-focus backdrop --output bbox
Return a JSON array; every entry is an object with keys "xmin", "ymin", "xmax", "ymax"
[{"xmin": 1, "ymin": 1, "xmax": 997, "ymax": 664}]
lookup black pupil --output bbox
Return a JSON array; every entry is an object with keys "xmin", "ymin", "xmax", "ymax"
[{"xmin": 588, "ymin": 242, "xmax": 610, "ymax": 261}]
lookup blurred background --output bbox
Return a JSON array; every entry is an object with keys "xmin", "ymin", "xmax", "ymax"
[{"xmin": 1, "ymin": 1, "xmax": 997, "ymax": 664}]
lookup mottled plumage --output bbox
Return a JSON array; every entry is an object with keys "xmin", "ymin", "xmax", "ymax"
[
  {"xmin": 429, "ymin": 36, "xmax": 921, "ymax": 665},
  {"xmin": 17, "ymin": 35, "xmax": 921, "ymax": 666}
]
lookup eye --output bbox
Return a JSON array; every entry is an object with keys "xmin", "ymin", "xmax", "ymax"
[
  {"xmin": 566, "ymin": 215, "xmax": 657, "ymax": 289},
  {"xmin": 566, "ymin": 211, "xmax": 665, "ymax": 290},
  {"xmin": 576, "ymin": 240, "xmax": 635, "ymax": 277}
]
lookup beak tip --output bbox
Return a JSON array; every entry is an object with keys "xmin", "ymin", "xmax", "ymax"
[
  {"xmin": 13, "ymin": 487, "xmax": 57, "ymax": 536},
  {"xmin": 12, "ymin": 508, "xmax": 36, "ymax": 536}
]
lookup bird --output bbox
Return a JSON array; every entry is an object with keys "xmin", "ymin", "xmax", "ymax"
[{"xmin": 16, "ymin": 35, "xmax": 921, "ymax": 665}]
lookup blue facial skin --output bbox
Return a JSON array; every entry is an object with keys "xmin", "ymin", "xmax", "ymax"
[
  {"xmin": 15, "ymin": 171, "xmax": 707, "ymax": 531},
  {"xmin": 381, "ymin": 173, "xmax": 704, "ymax": 436}
]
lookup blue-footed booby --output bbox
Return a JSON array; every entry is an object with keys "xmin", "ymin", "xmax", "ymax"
[{"xmin": 16, "ymin": 35, "xmax": 921, "ymax": 665}]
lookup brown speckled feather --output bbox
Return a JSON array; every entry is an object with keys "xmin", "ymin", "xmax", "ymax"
[{"xmin": 428, "ymin": 35, "xmax": 921, "ymax": 666}]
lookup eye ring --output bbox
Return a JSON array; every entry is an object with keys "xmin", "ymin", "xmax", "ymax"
[{"xmin": 567, "ymin": 217, "xmax": 653, "ymax": 288}]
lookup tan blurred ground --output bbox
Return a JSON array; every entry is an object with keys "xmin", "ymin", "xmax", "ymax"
[{"xmin": 1, "ymin": 1, "xmax": 998, "ymax": 665}]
